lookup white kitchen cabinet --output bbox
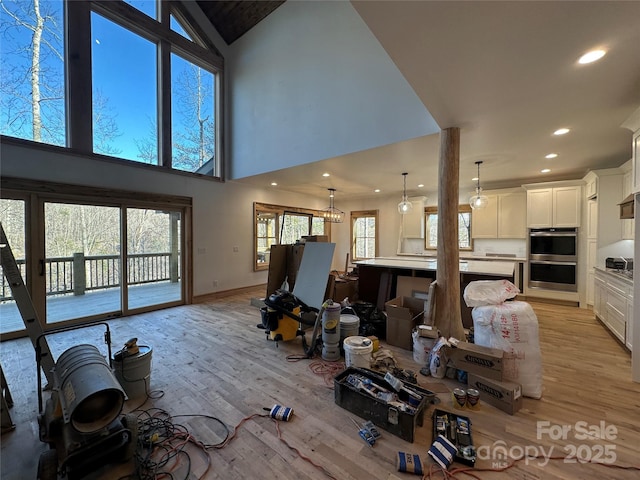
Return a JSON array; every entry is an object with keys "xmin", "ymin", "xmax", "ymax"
[
  {"xmin": 586, "ymin": 239, "xmax": 597, "ymax": 305},
  {"xmin": 627, "ymin": 289, "xmax": 634, "ymax": 351},
  {"xmin": 622, "ymin": 106, "xmax": 640, "ymax": 193},
  {"xmin": 587, "ymin": 199, "xmax": 598, "ymax": 239},
  {"xmin": 471, "ymin": 195, "xmax": 497, "ymax": 238},
  {"xmin": 525, "ymin": 185, "xmax": 581, "ymax": 228},
  {"xmin": 585, "ymin": 176, "xmax": 598, "ymax": 199},
  {"xmin": 472, "ymin": 189, "xmax": 526, "ymax": 239},
  {"xmin": 594, "ymin": 268, "xmax": 632, "ymax": 351},
  {"xmin": 622, "ymin": 170, "xmax": 634, "ymax": 240},
  {"xmin": 498, "ymin": 191, "xmax": 527, "ymax": 238}
]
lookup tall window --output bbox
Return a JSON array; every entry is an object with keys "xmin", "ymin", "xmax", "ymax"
[
  {"xmin": 351, "ymin": 210, "xmax": 378, "ymax": 261},
  {"xmin": 0, "ymin": 0, "xmax": 65, "ymax": 146},
  {"xmin": 0, "ymin": 0, "xmax": 223, "ymax": 178},
  {"xmin": 424, "ymin": 206, "xmax": 473, "ymax": 250}
]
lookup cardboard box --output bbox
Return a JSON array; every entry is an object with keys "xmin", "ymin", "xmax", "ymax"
[
  {"xmin": 467, "ymin": 373, "xmax": 522, "ymax": 415},
  {"xmin": 301, "ymin": 235, "xmax": 329, "ymax": 242},
  {"xmin": 385, "ymin": 296, "xmax": 425, "ymax": 350},
  {"xmin": 447, "ymin": 342, "xmax": 504, "ymax": 381},
  {"xmin": 417, "ymin": 324, "xmax": 439, "ymax": 339}
]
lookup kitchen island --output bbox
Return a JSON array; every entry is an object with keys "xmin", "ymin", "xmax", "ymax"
[{"xmin": 354, "ymin": 256, "xmax": 517, "ymax": 328}]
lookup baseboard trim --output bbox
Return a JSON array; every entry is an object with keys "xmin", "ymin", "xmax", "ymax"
[{"xmin": 193, "ymin": 284, "xmax": 266, "ymax": 303}]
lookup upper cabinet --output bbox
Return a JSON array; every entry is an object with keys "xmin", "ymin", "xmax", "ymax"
[
  {"xmin": 524, "ymin": 183, "xmax": 582, "ymax": 228},
  {"xmin": 472, "ymin": 189, "xmax": 526, "ymax": 238},
  {"xmin": 622, "ymin": 106, "xmax": 640, "ymax": 194}
]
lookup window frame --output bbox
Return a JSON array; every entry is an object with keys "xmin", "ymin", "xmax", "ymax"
[
  {"xmin": 350, "ymin": 210, "xmax": 379, "ymax": 261},
  {"xmin": 253, "ymin": 202, "xmax": 332, "ymax": 272},
  {"xmin": 424, "ymin": 205, "xmax": 473, "ymax": 251},
  {"xmin": 1, "ymin": 0, "xmax": 224, "ymax": 180}
]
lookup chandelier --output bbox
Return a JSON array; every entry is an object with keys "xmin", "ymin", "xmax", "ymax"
[{"xmin": 322, "ymin": 188, "xmax": 344, "ymax": 223}]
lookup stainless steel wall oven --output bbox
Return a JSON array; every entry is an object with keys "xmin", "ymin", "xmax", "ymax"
[{"xmin": 528, "ymin": 228, "xmax": 577, "ymax": 292}]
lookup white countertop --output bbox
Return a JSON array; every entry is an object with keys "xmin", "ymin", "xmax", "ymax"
[
  {"xmin": 355, "ymin": 256, "xmax": 515, "ymax": 277},
  {"xmin": 594, "ymin": 266, "xmax": 634, "ymax": 285},
  {"xmin": 397, "ymin": 252, "xmax": 527, "ymax": 262}
]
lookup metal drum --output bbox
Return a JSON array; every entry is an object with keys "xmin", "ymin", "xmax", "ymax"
[
  {"xmin": 113, "ymin": 345, "xmax": 152, "ymax": 400},
  {"xmin": 55, "ymin": 344, "xmax": 125, "ymax": 434}
]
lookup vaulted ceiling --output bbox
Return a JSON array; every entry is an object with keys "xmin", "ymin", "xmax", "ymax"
[
  {"xmin": 195, "ymin": 1, "xmax": 640, "ymax": 200},
  {"xmin": 195, "ymin": 1, "xmax": 284, "ymax": 45}
]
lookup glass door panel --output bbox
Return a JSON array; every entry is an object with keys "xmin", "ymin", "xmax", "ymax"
[
  {"xmin": 126, "ymin": 208, "xmax": 181, "ymax": 310},
  {"xmin": 0, "ymin": 198, "xmax": 27, "ymax": 335},
  {"xmin": 44, "ymin": 202, "xmax": 121, "ymax": 324}
]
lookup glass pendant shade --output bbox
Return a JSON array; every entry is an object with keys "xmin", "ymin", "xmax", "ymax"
[
  {"xmin": 398, "ymin": 172, "xmax": 413, "ymax": 214},
  {"xmin": 322, "ymin": 188, "xmax": 344, "ymax": 223},
  {"xmin": 469, "ymin": 161, "xmax": 488, "ymax": 209}
]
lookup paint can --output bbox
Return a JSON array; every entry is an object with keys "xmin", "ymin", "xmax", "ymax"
[
  {"xmin": 452, "ymin": 388, "xmax": 467, "ymax": 409},
  {"xmin": 343, "ymin": 336, "xmax": 373, "ymax": 368},
  {"xmin": 269, "ymin": 404, "xmax": 294, "ymax": 421},
  {"xmin": 466, "ymin": 388, "xmax": 480, "ymax": 410},
  {"xmin": 322, "ymin": 303, "xmax": 341, "ymax": 361},
  {"xmin": 113, "ymin": 345, "xmax": 152, "ymax": 400},
  {"xmin": 339, "ymin": 314, "xmax": 360, "ymax": 344}
]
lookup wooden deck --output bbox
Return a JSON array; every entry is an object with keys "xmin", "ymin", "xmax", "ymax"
[
  {"xmin": 1, "ymin": 289, "xmax": 639, "ymax": 479},
  {"xmin": 0, "ymin": 281, "xmax": 181, "ymax": 334}
]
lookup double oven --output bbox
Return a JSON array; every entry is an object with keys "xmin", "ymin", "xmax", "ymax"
[{"xmin": 528, "ymin": 228, "xmax": 577, "ymax": 292}]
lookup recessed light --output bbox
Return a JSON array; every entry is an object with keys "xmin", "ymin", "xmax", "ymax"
[
  {"xmin": 322, "ymin": 172, "xmax": 330, "ymax": 177},
  {"xmin": 578, "ymin": 49, "xmax": 606, "ymax": 64},
  {"xmin": 553, "ymin": 128, "xmax": 570, "ymax": 136},
  {"xmin": 417, "ymin": 184, "xmax": 424, "ymax": 188},
  {"xmin": 545, "ymin": 153, "xmax": 558, "ymax": 159},
  {"xmin": 541, "ymin": 169, "xmax": 551, "ymax": 173},
  {"xmin": 270, "ymin": 182, "xmax": 278, "ymax": 186},
  {"xmin": 471, "ymin": 177, "xmax": 479, "ymax": 182},
  {"xmin": 374, "ymin": 189, "xmax": 381, "ymax": 193}
]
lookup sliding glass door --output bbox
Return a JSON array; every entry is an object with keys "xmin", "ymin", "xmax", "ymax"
[
  {"xmin": 0, "ymin": 198, "xmax": 27, "ymax": 335},
  {"xmin": 44, "ymin": 202, "xmax": 121, "ymax": 324},
  {"xmin": 126, "ymin": 208, "xmax": 182, "ymax": 310}
]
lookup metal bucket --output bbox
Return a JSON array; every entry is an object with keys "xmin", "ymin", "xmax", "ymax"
[
  {"xmin": 55, "ymin": 344, "xmax": 125, "ymax": 434},
  {"xmin": 113, "ymin": 345, "xmax": 152, "ymax": 400}
]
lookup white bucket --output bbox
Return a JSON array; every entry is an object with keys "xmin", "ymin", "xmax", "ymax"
[
  {"xmin": 113, "ymin": 345, "xmax": 152, "ymax": 400},
  {"xmin": 340, "ymin": 314, "xmax": 360, "ymax": 343},
  {"xmin": 344, "ymin": 336, "xmax": 373, "ymax": 368},
  {"xmin": 412, "ymin": 332, "xmax": 436, "ymax": 365}
]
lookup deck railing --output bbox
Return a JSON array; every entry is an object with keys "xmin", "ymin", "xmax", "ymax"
[{"xmin": 1, "ymin": 252, "xmax": 180, "ymax": 301}]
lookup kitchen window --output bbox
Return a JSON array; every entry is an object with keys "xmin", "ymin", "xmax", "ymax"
[
  {"xmin": 424, "ymin": 205, "xmax": 473, "ymax": 250},
  {"xmin": 351, "ymin": 210, "xmax": 378, "ymax": 261}
]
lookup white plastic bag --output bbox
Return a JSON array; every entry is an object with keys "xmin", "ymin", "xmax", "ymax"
[
  {"xmin": 472, "ymin": 301, "xmax": 543, "ymax": 398},
  {"xmin": 412, "ymin": 329, "xmax": 436, "ymax": 365},
  {"xmin": 429, "ymin": 337, "xmax": 449, "ymax": 379},
  {"xmin": 463, "ymin": 279, "xmax": 520, "ymax": 307}
]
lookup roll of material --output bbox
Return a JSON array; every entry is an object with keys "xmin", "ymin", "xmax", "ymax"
[
  {"xmin": 396, "ymin": 452, "xmax": 424, "ymax": 475},
  {"xmin": 269, "ymin": 404, "xmax": 294, "ymax": 421}
]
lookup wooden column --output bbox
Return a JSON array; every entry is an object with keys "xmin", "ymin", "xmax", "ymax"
[{"xmin": 435, "ymin": 127, "xmax": 465, "ymax": 340}]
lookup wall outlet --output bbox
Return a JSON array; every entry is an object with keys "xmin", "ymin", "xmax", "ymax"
[
  {"xmin": 198, "ymin": 247, "xmax": 206, "ymax": 254},
  {"xmin": 212, "ymin": 280, "xmax": 218, "ymax": 287},
  {"xmin": 233, "ymin": 246, "xmax": 239, "ymax": 253}
]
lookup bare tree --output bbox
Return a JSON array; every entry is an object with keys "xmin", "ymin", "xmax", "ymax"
[{"xmin": 172, "ymin": 62, "xmax": 215, "ymax": 172}]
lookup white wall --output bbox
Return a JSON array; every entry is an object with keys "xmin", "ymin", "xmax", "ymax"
[{"xmin": 226, "ymin": 0, "xmax": 438, "ymax": 179}]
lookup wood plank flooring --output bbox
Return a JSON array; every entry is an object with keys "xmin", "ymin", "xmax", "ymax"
[{"xmin": 1, "ymin": 289, "xmax": 639, "ymax": 479}]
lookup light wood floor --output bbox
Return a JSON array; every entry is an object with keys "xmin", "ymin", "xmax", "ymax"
[{"xmin": 1, "ymin": 289, "xmax": 639, "ymax": 479}]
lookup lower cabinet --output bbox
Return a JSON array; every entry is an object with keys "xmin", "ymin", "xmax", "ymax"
[{"xmin": 593, "ymin": 269, "xmax": 633, "ymax": 351}]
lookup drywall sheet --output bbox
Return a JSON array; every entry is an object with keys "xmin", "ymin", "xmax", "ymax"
[{"xmin": 293, "ymin": 242, "xmax": 336, "ymax": 310}]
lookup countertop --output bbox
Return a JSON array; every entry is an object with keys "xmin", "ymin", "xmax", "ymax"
[
  {"xmin": 397, "ymin": 252, "xmax": 527, "ymax": 262},
  {"xmin": 594, "ymin": 266, "xmax": 634, "ymax": 285},
  {"xmin": 355, "ymin": 256, "xmax": 515, "ymax": 277}
]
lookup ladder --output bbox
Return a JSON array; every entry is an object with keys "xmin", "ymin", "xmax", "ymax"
[{"xmin": 0, "ymin": 222, "xmax": 55, "ymax": 385}]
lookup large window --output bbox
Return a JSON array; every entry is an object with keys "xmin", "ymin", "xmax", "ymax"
[
  {"xmin": 424, "ymin": 205, "xmax": 473, "ymax": 250},
  {"xmin": 351, "ymin": 210, "xmax": 378, "ymax": 261},
  {"xmin": 0, "ymin": 0, "xmax": 223, "ymax": 178},
  {"xmin": 254, "ymin": 203, "xmax": 330, "ymax": 271}
]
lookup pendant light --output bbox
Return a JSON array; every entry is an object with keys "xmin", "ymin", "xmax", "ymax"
[
  {"xmin": 469, "ymin": 161, "xmax": 489, "ymax": 209},
  {"xmin": 398, "ymin": 172, "xmax": 413, "ymax": 214},
  {"xmin": 323, "ymin": 188, "xmax": 344, "ymax": 223}
]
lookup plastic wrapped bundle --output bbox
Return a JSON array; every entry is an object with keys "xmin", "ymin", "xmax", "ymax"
[{"xmin": 472, "ymin": 301, "xmax": 543, "ymax": 399}]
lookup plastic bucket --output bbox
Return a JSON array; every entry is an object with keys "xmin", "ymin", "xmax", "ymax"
[
  {"xmin": 343, "ymin": 336, "xmax": 373, "ymax": 368},
  {"xmin": 55, "ymin": 344, "xmax": 125, "ymax": 433},
  {"xmin": 113, "ymin": 345, "xmax": 152, "ymax": 400},
  {"xmin": 340, "ymin": 315, "xmax": 360, "ymax": 343}
]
